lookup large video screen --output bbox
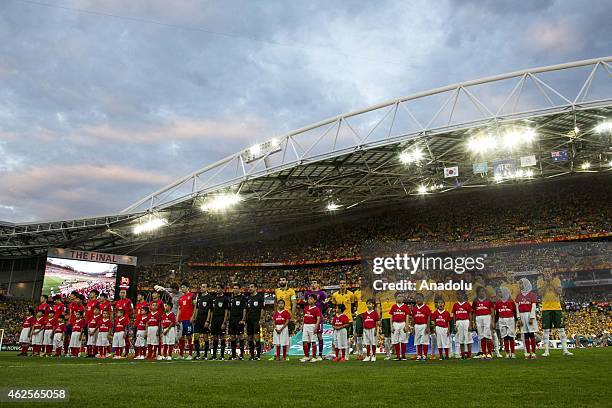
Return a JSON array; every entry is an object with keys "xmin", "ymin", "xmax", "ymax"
[{"xmin": 43, "ymin": 257, "xmax": 117, "ymax": 298}]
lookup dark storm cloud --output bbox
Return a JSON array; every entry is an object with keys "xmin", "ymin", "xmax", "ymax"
[{"xmin": 0, "ymin": 0, "xmax": 610, "ymax": 221}]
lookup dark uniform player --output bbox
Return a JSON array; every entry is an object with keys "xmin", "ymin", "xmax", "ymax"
[
  {"xmin": 228, "ymin": 284, "xmax": 247, "ymax": 360},
  {"xmin": 193, "ymin": 283, "xmax": 213, "ymax": 360},
  {"xmin": 246, "ymin": 283, "xmax": 264, "ymax": 360},
  {"xmin": 207, "ymin": 284, "xmax": 229, "ymax": 360}
]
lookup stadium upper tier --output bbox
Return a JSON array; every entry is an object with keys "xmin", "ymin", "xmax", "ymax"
[{"xmin": 1, "ymin": 57, "xmax": 611, "ymax": 258}]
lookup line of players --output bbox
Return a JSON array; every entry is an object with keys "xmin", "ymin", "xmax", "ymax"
[{"xmin": 17, "ymin": 273, "xmax": 574, "ymax": 361}]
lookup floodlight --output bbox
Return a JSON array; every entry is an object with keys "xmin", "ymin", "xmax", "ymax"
[
  {"xmin": 580, "ymin": 162, "xmax": 591, "ymax": 170},
  {"xmin": 326, "ymin": 202, "xmax": 341, "ymax": 211},
  {"xmin": 133, "ymin": 217, "xmax": 168, "ymax": 234},
  {"xmin": 399, "ymin": 148, "xmax": 424, "ymax": 164},
  {"xmin": 594, "ymin": 121, "xmax": 612, "ymax": 133},
  {"xmin": 201, "ymin": 193, "xmax": 242, "ymax": 212},
  {"xmin": 417, "ymin": 185, "xmax": 427, "ymax": 194}
]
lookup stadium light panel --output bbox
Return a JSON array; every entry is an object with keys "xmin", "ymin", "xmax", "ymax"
[
  {"xmin": 594, "ymin": 121, "xmax": 612, "ymax": 133},
  {"xmin": 399, "ymin": 148, "xmax": 424, "ymax": 164},
  {"xmin": 417, "ymin": 185, "xmax": 427, "ymax": 194},
  {"xmin": 326, "ymin": 202, "xmax": 341, "ymax": 211},
  {"xmin": 580, "ymin": 162, "xmax": 591, "ymax": 170},
  {"xmin": 133, "ymin": 217, "xmax": 168, "ymax": 234},
  {"xmin": 467, "ymin": 135, "xmax": 497, "ymax": 154},
  {"xmin": 201, "ymin": 193, "xmax": 242, "ymax": 212}
]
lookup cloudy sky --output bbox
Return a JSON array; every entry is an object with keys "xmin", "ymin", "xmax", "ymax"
[{"xmin": 1, "ymin": 0, "xmax": 610, "ymax": 222}]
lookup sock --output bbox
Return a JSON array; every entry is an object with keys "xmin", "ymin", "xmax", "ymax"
[
  {"xmin": 504, "ymin": 338, "xmax": 509, "ymax": 353},
  {"xmin": 341, "ymin": 348, "xmax": 346, "ymax": 359},
  {"xmin": 543, "ymin": 329, "xmax": 550, "ymax": 352},
  {"xmin": 487, "ymin": 340, "xmax": 493, "ymax": 355},
  {"xmin": 311, "ymin": 342, "xmax": 317, "ymax": 358},
  {"xmin": 187, "ymin": 337, "xmax": 193, "ymax": 356},
  {"xmin": 163, "ymin": 345, "xmax": 168, "ymax": 356},
  {"xmin": 282, "ymin": 345, "xmax": 287, "ymax": 359},
  {"xmin": 231, "ymin": 340, "xmax": 237, "ymax": 358},
  {"xmin": 220, "ymin": 339, "xmax": 226, "ymax": 358},
  {"xmin": 417, "ymin": 344, "xmax": 422, "ymax": 357},
  {"xmin": 480, "ymin": 339, "xmax": 486, "ymax": 354},
  {"xmin": 71, "ymin": 347, "xmax": 78, "ymax": 356},
  {"xmin": 303, "ymin": 343, "xmax": 310, "ymax": 357},
  {"xmin": 276, "ymin": 345, "xmax": 280, "ymax": 358},
  {"xmin": 530, "ymin": 336, "xmax": 537, "ymax": 353},
  {"xmin": 249, "ymin": 340, "xmax": 255, "ymax": 357},
  {"xmin": 147, "ymin": 345, "xmax": 152, "ymax": 358},
  {"xmin": 318, "ymin": 338, "xmax": 324, "ymax": 356},
  {"xmin": 56, "ymin": 347, "xmax": 62, "ymax": 356},
  {"xmin": 394, "ymin": 344, "xmax": 400, "ymax": 358},
  {"xmin": 204, "ymin": 340, "xmax": 209, "ymax": 358},
  {"xmin": 400, "ymin": 343, "xmax": 406, "ymax": 357},
  {"xmin": 239, "ymin": 339, "xmax": 244, "ymax": 358},
  {"xmin": 423, "ymin": 344, "xmax": 428, "ymax": 356},
  {"xmin": 525, "ymin": 334, "xmax": 531, "ymax": 353},
  {"xmin": 445, "ymin": 348, "xmax": 449, "ymax": 358},
  {"xmin": 212, "ymin": 339, "xmax": 218, "ymax": 358},
  {"xmin": 63, "ymin": 337, "xmax": 70, "ymax": 354},
  {"xmin": 256, "ymin": 341, "xmax": 262, "ymax": 358},
  {"xmin": 335, "ymin": 347, "xmax": 339, "ymax": 358},
  {"xmin": 366, "ymin": 345, "xmax": 371, "ymax": 356},
  {"xmin": 169, "ymin": 345, "xmax": 174, "ymax": 356},
  {"xmin": 467, "ymin": 346, "xmax": 472, "ymax": 358},
  {"xmin": 559, "ymin": 329, "xmax": 568, "ymax": 351},
  {"xmin": 439, "ymin": 348, "xmax": 443, "ymax": 358},
  {"xmin": 125, "ymin": 336, "xmax": 130, "ymax": 356},
  {"xmin": 194, "ymin": 339, "xmax": 201, "ymax": 356},
  {"xmin": 510, "ymin": 339, "xmax": 515, "ymax": 354},
  {"xmin": 179, "ymin": 338, "xmax": 185, "ymax": 357}
]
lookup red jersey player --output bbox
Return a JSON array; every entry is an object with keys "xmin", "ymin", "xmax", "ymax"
[
  {"xmin": 161, "ymin": 302, "xmax": 177, "ymax": 360},
  {"xmin": 389, "ymin": 292, "xmax": 410, "ymax": 360},
  {"xmin": 432, "ymin": 298, "xmax": 451, "ymax": 360},
  {"xmin": 96, "ymin": 309, "xmax": 113, "ymax": 358},
  {"xmin": 53, "ymin": 314, "xmax": 67, "ymax": 357},
  {"xmin": 411, "ymin": 293, "xmax": 432, "ymax": 360},
  {"xmin": 177, "ymin": 283, "xmax": 196, "ymax": 360},
  {"xmin": 473, "ymin": 287, "xmax": 495, "ymax": 359},
  {"xmin": 273, "ymin": 299, "xmax": 291, "ymax": 361},
  {"xmin": 332, "ymin": 304, "xmax": 350, "ymax": 362},
  {"xmin": 146, "ymin": 302, "xmax": 163, "ymax": 359},
  {"xmin": 18, "ymin": 307, "xmax": 35, "ymax": 356},
  {"xmin": 112, "ymin": 309, "xmax": 130, "ymax": 359},
  {"xmin": 134, "ymin": 307, "xmax": 149, "ymax": 360},
  {"xmin": 69, "ymin": 311, "xmax": 86, "ymax": 357},
  {"xmin": 361, "ymin": 299, "xmax": 379, "ymax": 362},
  {"xmin": 495, "ymin": 287, "xmax": 517, "ymax": 358},
  {"xmin": 30, "ymin": 310, "xmax": 46, "ymax": 356},
  {"xmin": 300, "ymin": 294, "xmax": 321, "ymax": 362},
  {"xmin": 452, "ymin": 291, "xmax": 473, "ymax": 359},
  {"xmin": 42, "ymin": 309, "xmax": 56, "ymax": 356},
  {"xmin": 516, "ymin": 278, "xmax": 538, "ymax": 359},
  {"xmin": 86, "ymin": 306, "xmax": 101, "ymax": 357}
]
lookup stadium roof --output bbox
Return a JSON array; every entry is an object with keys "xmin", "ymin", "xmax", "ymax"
[{"xmin": 1, "ymin": 56, "xmax": 611, "ymax": 258}]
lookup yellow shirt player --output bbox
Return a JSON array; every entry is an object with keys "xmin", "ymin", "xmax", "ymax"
[
  {"xmin": 352, "ymin": 287, "xmax": 369, "ymax": 359},
  {"xmin": 331, "ymin": 279, "xmax": 354, "ymax": 339},
  {"xmin": 537, "ymin": 271, "xmax": 572, "ymax": 356}
]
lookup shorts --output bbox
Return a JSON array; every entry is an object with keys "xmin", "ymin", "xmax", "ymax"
[
  {"xmin": 69, "ymin": 332, "xmax": 82, "ymax": 348},
  {"xmin": 246, "ymin": 319, "xmax": 261, "ymax": 336},
  {"xmin": 542, "ymin": 310, "xmax": 563, "ymax": 330},
  {"xmin": 498, "ymin": 317, "xmax": 516, "ymax": 338},
  {"xmin": 86, "ymin": 331, "xmax": 97, "ymax": 346},
  {"xmin": 519, "ymin": 312, "xmax": 538, "ymax": 333},
  {"xmin": 43, "ymin": 329, "xmax": 54, "ymax": 346},
  {"xmin": 147, "ymin": 326, "xmax": 159, "ymax": 346},
  {"xmin": 414, "ymin": 323, "xmax": 429, "ymax": 346},
  {"xmin": 476, "ymin": 315, "xmax": 492, "ymax": 339},
  {"xmin": 391, "ymin": 321, "xmax": 407, "ymax": 345},
  {"xmin": 180, "ymin": 320, "xmax": 193, "ymax": 337},
  {"xmin": 435, "ymin": 326, "xmax": 450, "ymax": 349},
  {"xmin": 382, "ymin": 319, "xmax": 391, "ymax": 337},
  {"xmin": 194, "ymin": 321, "xmax": 210, "ymax": 335},
  {"xmin": 354, "ymin": 314, "xmax": 364, "ymax": 336},
  {"xmin": 31, "ymin": 331, "xmax": 44, "ymax": 346},
  {"xmin": 302, "ymin": 323, "xmax": 316, "ymax": 343},
  {"xmin": 53, "ymin": 333, "xmax": 64, "ymax": 350},
  {"xmin": 162, "ymin": 327, "xmax": 177, "ymax": 345},
  {"xmin": 455, "ymin": 319, "xmax": 471, "ymax": 344},
  {"xmin": 273, "ymin": 325, "xmax": 289, "ymax": 346},
  {"xmin": 210, "ymin": 318, "xmax": 225, "ymax": 336},
  {"xmin": 334, "ymin": 328, "xmax": 348, "ymax": 349},
  {"xmin": 363, "ymin": 327, "xmax": 377, "ymax": 346},
  {"xmin": 135, "ymin": 330, "xmax": 146, "ymax": 347},
  {"xmin": 228, "ymin": 319, "xmax": 244, "ymax": 336},
  {"xmin": 19, "ymin": 328, "xmax": 31, "ymax": 344},
  {"xmin": 96, "ymin": 332, "xmax": 110, "ymax": 347},
  {"xmin": 112, "ymin": 332, "xmax": 126, "ymax": 348}
]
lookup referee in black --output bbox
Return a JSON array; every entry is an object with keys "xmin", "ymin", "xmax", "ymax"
[
  {"xmin": 193, "ymin": 283, "xmax": 213, "ymax": 360},
  {"xmin": 207, "ymin": 283, "xmax": 229, "ymax": 360},
  {"xmin": 246, "ymin": 283, "xmax": 264, "ymax": 360},
  {"xmin": 228, "ymin": 283, "xmax": 247, "ymax": 360}
]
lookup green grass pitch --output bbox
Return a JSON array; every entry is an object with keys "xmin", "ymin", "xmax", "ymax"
[{"xmin": 0, "ymin": 349, "xmax": 610, "ymax": 407}]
